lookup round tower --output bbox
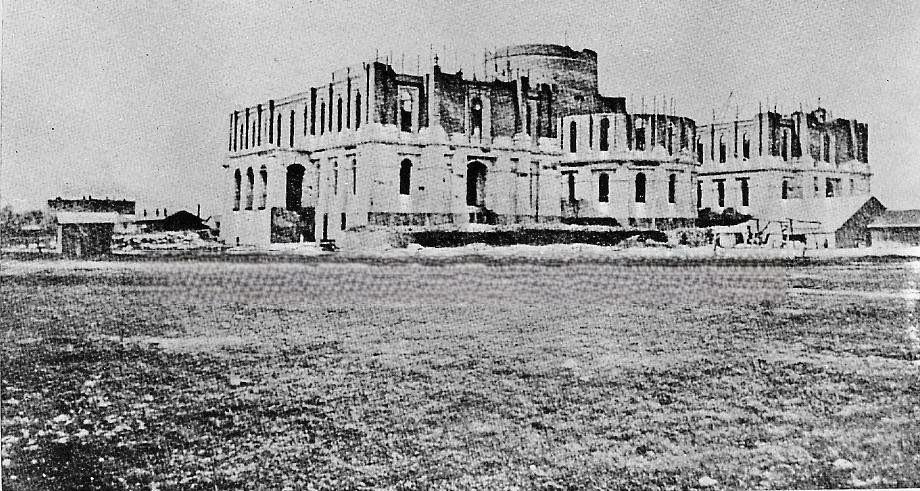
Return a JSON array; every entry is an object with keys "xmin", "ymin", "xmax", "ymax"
[{"xmin": 487, "ymin": 44, "xmax": 600, "ymax": 116}]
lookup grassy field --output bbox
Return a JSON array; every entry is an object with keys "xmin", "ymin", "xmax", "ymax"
[{"xmin": 1, "ymin": 255, "xmax": 918, "ymax": 490}]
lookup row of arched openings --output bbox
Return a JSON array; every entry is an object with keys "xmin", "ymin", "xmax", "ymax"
[
  {"xmin": 233, "ymin": 166, "xmax": 268, "ymax": 211},
  {"xmin": 567, "ymin": 117, "xmax": 615, "ymax": 153}
]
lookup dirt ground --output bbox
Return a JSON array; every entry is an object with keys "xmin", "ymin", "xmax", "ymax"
[{"xmin": 1, "ymin": 255, "xmax": 918, "ymax": 490}]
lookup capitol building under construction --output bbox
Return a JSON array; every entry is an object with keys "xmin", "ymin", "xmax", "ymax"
[{"xmin": 220, "ymin": 44, "xmax": 873, "ymax": 248}]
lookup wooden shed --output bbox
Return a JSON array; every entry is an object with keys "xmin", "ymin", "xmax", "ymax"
[
  {"xmin": 868, "ymin": 210, "xmax": 920, "ymax": 247},
  {"xmin": 54, "ymin": 212, "xmax": 120, "ymax": 257}
]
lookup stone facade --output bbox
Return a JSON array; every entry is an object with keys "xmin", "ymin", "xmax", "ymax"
[
  {"xmin": 219, "ymin": 44, "xmax": 871, "ymax": 246},
  {"xmin": 696, "ymin": 107, "xmax": 872, "ymax": 223}
]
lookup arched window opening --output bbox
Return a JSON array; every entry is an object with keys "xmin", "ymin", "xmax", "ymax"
[
  {"xmin": 826, "ymin": 178, "xmax": 835, "ymax": 197},
  {"xmin": 341, "ymin": 212, "xmax": 347, "ymax": 231},
  {"xmin": 781, "ymin": 130, "xmax": 789, "ymax": 161},
  {"xmin": 400, "ymin": 93, "xmax": 413, "ymax": 133},
  {"xmin": 823, "ymin": 133, "xmax": 830, "ymax": 162},
  {"xmin": 782, "ymin": 179, "xmax": 789, "ymax": 200},
  {"xmin": 320, "ymin": 102, "xmax": 326, "ymax": 135},
  {"xmin": 599, "ymin": 118, "xmax": 610, "ymax": 151},
  {"xmin": 354, "ymin": 93, "xmax": 362, "ymax": 130},
  {"xmin": 466, "ymin": 161, "xmax": 487, "ymax": 207},
  {"xmin": 668, "ymin": 174, "xmax": 677, "ymax": 204},
  {"xmin": 259, "ymin": 166, "xmax": 268, "ymax": 209},
  {"xmin": 525, "ymin": 104, "xmax": 532, "ymax": 134},
  {"xmin": 696, "ymin": 181, "xmax": 702, "ymax": 208},
  {"xmin": 233, "ymin": 169, "xmax": 241, "ymax": 211},
  {"xmin": 717, "ymin": 180, "xmax": 725, "ymax": 208},
  {"xmin": 667, "ymin": 124, "xmax": 674, "ymax": 155},
  {"xmin": 598, "ymin": 172, "xmax": 609, "ymax": 202},
  {"xmin": 635, "ymin": 127, "xmax": 646, "ymax": 151},
  {"xmin": 337, "ymin": 97, "xmax": 343, "ymax": 132},
  {"xmin": 245, "ymin": 167, "xmax": 255, "ymax": 210},
  {"xmin": 719, "ymin": 136, "xmax": 726, "ymax": 163},
  {"xmin": 742, "ymin": 134, "xmax": 750, "ymax": 159},
  {"xmin": 303, "ymin": 106, "xmax": 308, "ymax": 136},
  {"xmin": 289, "ymin": 110, "xmax": 295, "ymax": 147},
  {"xmin": 569, "ymin": 121, "xmax": 577, "ymax": 153},
  {"xmin": 333, "ymin": 162, "xmax": 339, "ymax": 195},
  {"xmin": 697, "ymin": 138, "xmax": 704, "ymax": 163},
  {"xmin": 635, "ymin": 173, "xmax": 646, "ymax": 203},
  {"xmin": 399, "ymin": 159, "xmax": 412, "ymax": 195},
  {"xmin": 567, "ymin": 173, "xmax": 576, "ymax": 203},
  {"xmin": 740, "ymin": 179, "xmax": 749, "ymax": 207},
  {"xmin": 470, "ymin": 97, "xmax": 483, "ymax": 137},
  {"xmin": 352, "ymin": 159, "xmax": 357, "ymax": 195},
  {"xmin": 276, "ymin": 114, "xmax": 282, "ymax": 146},
  {"xmin": 285, "ymin": 164, "xmax": 305, "ymax": 210}
]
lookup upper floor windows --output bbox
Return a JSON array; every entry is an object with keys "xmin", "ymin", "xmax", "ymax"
[
  {"xmin": 276, "ymin": 114, "xmax": 282, "ymax": 146},
  {"xmin": 400, "ymin": 93, "xmax": 413, "ymax": 133},
  {"xmin": 635, "ymin": 127, "xmax": 645, "ymax": 151},
  {"xmin": 599, "ymin": 117, "xmax": 610, "ymax": 151},
  {"xmin": 569, "ymin": 121, "xmax": 577, "ymax": 153},
  {"xmin": 781, "ymin": 129, "xmax": 789, "ymax": 161},
  {"xmin": 320, "ymin": 102, "xmax": 326, "ymax": 135},
  {"xmin": 354, "ymin": 93, "xmax": 362, "ymax": 130},
  {"xmin": 742, "ymin": 133, "xmax": 750, "ymax": 159},
  {"xmin": 470, "ymin": 97, "xmax": 483, "ymax": 137},
  {"xmin": 718, "ymin": 136, "xmax": 726, "ymax": 163},
  {"xmin": 337, "ymin": 98, "xmax": 343, "ymax": 132}
]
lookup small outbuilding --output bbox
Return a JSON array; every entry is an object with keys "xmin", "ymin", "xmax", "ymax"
[
  {"xmin": 868, "ymin": 210, "xmax": 920, "ymax": 247},
  {"xmin": 54, "ymin": 212, "xmax": 122, "ymax": 257},
  {"xmin": 783, "ymin": 196, "xmax": 886, "ymax": 248}
]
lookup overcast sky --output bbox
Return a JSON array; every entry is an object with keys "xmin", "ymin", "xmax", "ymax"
[{"xmin": 2, "ymin": 0, "xmax": 918, "ymax": 216}]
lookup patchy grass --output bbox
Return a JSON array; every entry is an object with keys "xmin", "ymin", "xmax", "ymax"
[{"xmin": 1, "ymin": 257, "xmax": 918, "ymax": 490}]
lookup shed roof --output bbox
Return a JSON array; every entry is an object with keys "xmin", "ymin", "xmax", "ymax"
[
  {"xmin": 868, "ymin": 209, "xmax": 920, "ymax": 229},
  {"xmin": 782, "ymin": 196, "xmax": 882, "ymax": 233}
]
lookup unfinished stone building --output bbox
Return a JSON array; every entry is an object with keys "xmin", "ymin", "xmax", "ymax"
[
  {"xmin": 696, "ymin": 107, "xmax": 871, "ymax": 220},
  {"xmin": 220, "ymin": 44, "xmax": 870, "ymax": 247}
]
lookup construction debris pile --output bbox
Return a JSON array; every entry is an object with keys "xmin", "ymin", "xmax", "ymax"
[{"xmin": 112, "ymin": 231, "xmax": 223, "ymax": 252}]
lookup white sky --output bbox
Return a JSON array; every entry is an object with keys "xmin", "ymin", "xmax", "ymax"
[{"xmin": 2, "ymin": 0, "xmax": 918, "ymax": 216}]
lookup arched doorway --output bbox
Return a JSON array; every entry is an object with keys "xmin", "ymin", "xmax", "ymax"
[
  {"xmin": 467, "ymin": 161, "xmax": 488, "ymax": 223},
  {"xmin": 286, "ymin": 164, "xmax": 305, "ymax": 210},
  {"xmin": 467, "ymin": 161, "xmax": 487, "ymax": 207}
]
